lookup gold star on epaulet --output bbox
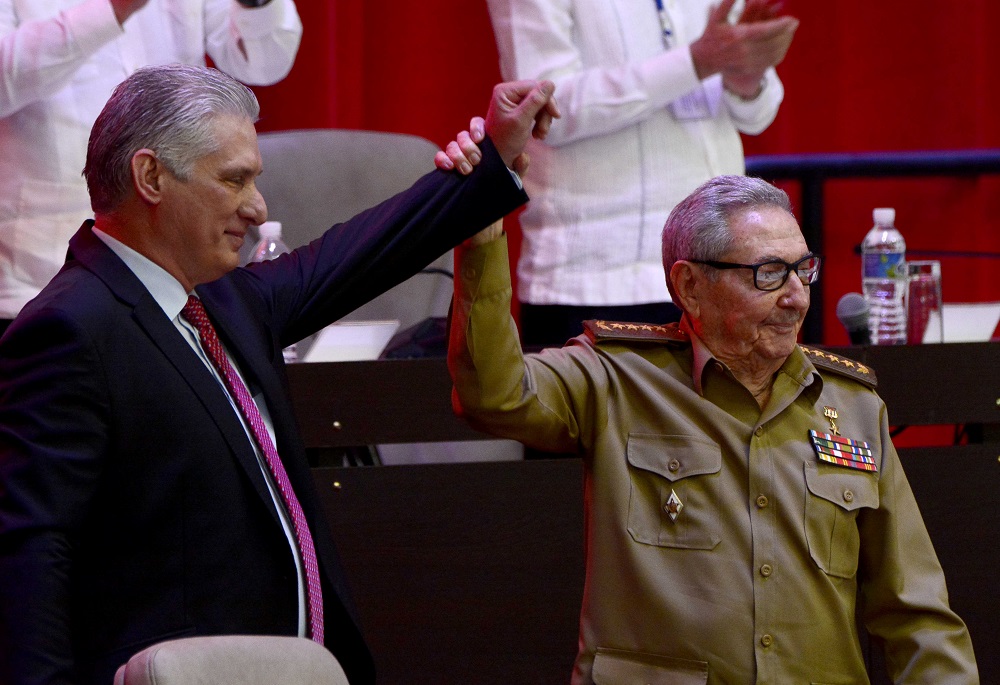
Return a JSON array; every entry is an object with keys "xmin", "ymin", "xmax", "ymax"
[
  {"xmin": 583, "ymin": 320, "xmax": 689, "ymax": 345},
  {"xmin": 800, "ymin": 345, "xmax": 877, "ymax": 389}
]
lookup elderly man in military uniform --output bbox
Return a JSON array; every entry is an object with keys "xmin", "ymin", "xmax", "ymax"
[{"xmin": 444, "ymin": 171, "xmax": 978, "ymax": 683}]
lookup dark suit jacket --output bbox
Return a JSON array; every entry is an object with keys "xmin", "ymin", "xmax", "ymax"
[{"xmin": 0, "ymin": 139, "xmax": 526, "ymax": 685}]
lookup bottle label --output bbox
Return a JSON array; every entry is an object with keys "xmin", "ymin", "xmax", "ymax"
[{"xmin": 863, "ymin": 252, "xmax": 906, "ymax": 279}]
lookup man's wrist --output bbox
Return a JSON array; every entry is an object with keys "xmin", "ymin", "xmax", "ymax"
[
  {"xmin": 462, "ymin": 223, "xmax": 505, "ymax": 250},
  {"xmin": 724, "ymin": 77, "xmax": 766, "ymax": 101}
]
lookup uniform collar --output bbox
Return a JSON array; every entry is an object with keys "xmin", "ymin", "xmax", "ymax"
[
  {"xmin": 680, "ymin": 313, "xmax": 821, "ymax": 402},
  {"xmin": 680, "ymin": 314, "xmax": 722, "ymax": 397}
]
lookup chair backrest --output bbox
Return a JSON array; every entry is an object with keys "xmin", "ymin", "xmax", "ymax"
[
  {"xmin": 243, "ymin": 129, "xmax": 452, "ymax": 330},
  {"xmin": 113, "ymin": 635, "xmax": 349, "ymax": 685}
]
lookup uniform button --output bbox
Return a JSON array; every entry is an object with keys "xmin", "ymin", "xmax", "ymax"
[
  {"xmin": 760, "ymin": 634, "xmax": 774, "ymax": 648},
  {"xmin": 843, "ymin": 490, "xmax": 854, "ymax": 503},
  {"xmin": 756, "ymin": 495, "xmax": 769, "ymax": 509},
  {"xmin": 760, "ymin": 564, "xmax": 773, "ymax": 577},
  {"xmin": 668, "ymin": 459, "xmax": 681, "ymax": 472},
  {"xmin": 754, "ymin": 426, "xmax": 763, "ymax": 437}
]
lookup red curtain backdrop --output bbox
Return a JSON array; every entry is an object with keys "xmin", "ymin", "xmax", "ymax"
[{"xmin": 253, "ymin": 0, "xmax": 1000, "ymax": 347}]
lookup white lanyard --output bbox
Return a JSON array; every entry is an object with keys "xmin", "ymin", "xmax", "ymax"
[{"xmin": 653, "ymin": 0, "xmax": 722, "ymax": 120}]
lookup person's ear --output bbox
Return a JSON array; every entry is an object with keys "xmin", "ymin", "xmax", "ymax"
[
  {"xmin": 131, "ymin": 149, "xmax": 166, "ymax": 205},
  {"xmin": 670, "ymin": 261, "xmax": 702, "ymax": 320}
]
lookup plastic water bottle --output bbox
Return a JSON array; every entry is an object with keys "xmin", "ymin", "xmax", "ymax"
[
  {"xmin": 250, "ymin": 221, "xmax": 298, "ymax": 362},
  {"xmin": 861, "ymin": 208, "xmax": 907, "ymax": 345},
  {"xmin": 251, "ymin": 220, "xmax": 291, "ymax": 263}
]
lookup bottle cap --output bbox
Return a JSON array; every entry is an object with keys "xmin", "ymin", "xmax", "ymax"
[
  {"xmin": 258, "ymin": 221, "xmax": 282, "ymax": 239},
  {"xmin": 872, "ymin": 208, "xmax": 895, "ymax": 225}
]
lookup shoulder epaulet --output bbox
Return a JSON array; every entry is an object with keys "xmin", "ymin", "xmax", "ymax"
[
  {"xmin": 800, "ymin": 345, "xmax": 877, "ymax": 389},
  {"xmin": 583, "ymin": 320, "xmax": 689, "ymax": 345}
]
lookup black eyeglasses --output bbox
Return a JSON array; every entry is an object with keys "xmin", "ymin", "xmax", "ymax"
[{"xmin": 688, "ymin": 253, "xmax": 822, "ymax": 292}]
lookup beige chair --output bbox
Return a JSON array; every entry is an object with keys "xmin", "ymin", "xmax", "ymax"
[
  {"xmin": 113, "ymin": 635, "xmax": 349, "ymax": 685},
  {"xmin": 243, "ymin": 128, "xmax": 452, "ymax": 330}
]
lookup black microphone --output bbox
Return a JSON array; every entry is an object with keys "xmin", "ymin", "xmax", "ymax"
[{"xmin": 836, "ymin": 292, "xmax": 871, "ymax": 345}]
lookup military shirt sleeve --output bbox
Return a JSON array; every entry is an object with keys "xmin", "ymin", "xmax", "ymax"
[
  {"xmin": 856, "ymin": 402, "xmax": 979, "ymax": 683},
  {"xmin": 448, "ymin": 235, "xmax": 607, "ymax": 453}
]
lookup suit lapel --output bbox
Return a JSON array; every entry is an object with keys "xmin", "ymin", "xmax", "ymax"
[{"xmin": 67, "ymin": 224, "xmax": 279, "ymax": 515}]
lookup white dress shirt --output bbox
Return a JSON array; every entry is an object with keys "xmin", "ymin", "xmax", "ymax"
[
  {"xmin": 0, "ymin": 0, "xmax": 302, "ymax": 317},
  {"xmin": 486, "ymin": 0, "xmax": 784, "ymax": 306}
]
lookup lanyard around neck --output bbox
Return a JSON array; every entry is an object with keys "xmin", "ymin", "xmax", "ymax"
[{"xmin": 653, "ymin": 0, "xmax": 675, "ymax": 48}]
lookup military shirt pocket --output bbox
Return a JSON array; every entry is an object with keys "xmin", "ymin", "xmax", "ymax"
[
  {"xmin": 592, "ymin": 647, "xmax": 708, "ymax": 684},
  {"xmin": 803, "ymin": 462, "xmax": 879, "ymax": 578},
  {"xmin": 626, "ymin": 434, "xmax": 721, "ymax": 550}
]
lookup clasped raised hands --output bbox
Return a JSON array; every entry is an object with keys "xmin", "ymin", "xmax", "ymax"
[{"xmin": 435, "ymin": 80, "xmax": 560, "ymax": 178}]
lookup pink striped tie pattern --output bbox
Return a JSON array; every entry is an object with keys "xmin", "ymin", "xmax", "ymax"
[{"xmin": 181, "ymin": 296, "xmax": 324, "ymax": 644}]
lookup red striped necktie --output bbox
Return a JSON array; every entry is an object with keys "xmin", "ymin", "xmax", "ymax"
[{"xmin": 181, "ymin": 295, "xmax": 324, "ymax": 644}]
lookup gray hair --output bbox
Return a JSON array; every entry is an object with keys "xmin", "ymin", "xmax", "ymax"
[
  {"xmin": 661, "ymin": 174, "xmax": 792, "ymax": 301},
  {"xmin": 84, "ymin": 64, "xmax": 260, "ymax": 214}
]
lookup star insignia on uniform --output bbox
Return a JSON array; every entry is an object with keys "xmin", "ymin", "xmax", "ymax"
[
  {"xmin": 665, "ymin": 489, "xmax": 684, "ymax": 522},
  {"xmin": 799, "ymin": 345, "xmax": 877, "ymax": 389}
]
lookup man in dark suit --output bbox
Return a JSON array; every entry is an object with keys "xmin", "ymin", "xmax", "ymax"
[{"xmin": 0, "ymin": 63, "xmax": 557, "ymax": 685}]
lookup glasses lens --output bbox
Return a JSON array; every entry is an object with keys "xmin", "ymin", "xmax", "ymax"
[
  {"xmin": 797, "ymin": 256, "xmax": 821, "ymax": 284},
  {"xmin": 755, "ymin": 262, "xmax": 787, "ymax": 290}
]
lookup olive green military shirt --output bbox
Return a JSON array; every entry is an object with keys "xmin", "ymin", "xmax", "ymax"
[{"xmin": 448, "ymin": 236, "xmax": 978, "ymax": 685}]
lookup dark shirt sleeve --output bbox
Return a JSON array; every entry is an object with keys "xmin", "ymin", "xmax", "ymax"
[{"xmin": 229, "ymin": 135, "xmax": 528, "ymax": 346}]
